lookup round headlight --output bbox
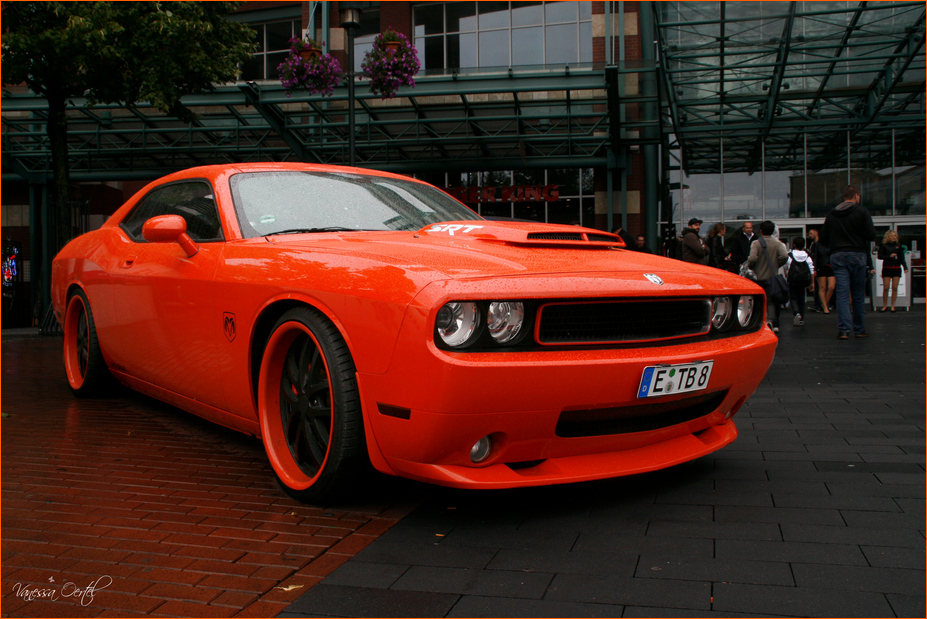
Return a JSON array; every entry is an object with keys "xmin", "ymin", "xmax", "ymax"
[
  {"xmin": 436, "ymin": 302, "xmax": 480, "ymax": 348},
  {"xmin": 487, "ymin": 301, "xmax": 525, "ymax": 343},
  {"xmin": 711, "ymin": 296, "xmax": 733, "ymax": 330},
  {"xmin": 737, "ymin": 295, "xmax": 755, "ymax": 327}
]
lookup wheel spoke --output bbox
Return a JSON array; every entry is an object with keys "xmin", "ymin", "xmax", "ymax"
[
  {"xmin": 278, "ymin": 330, "xmax": 333, "ymax": 477},
  {"xmin": 77, "ymin": 311, "xmax": 89, "ymax": 376},
  {"xmin": 301, "ymin": 417, "xmax": 327, "ymax": 469},
  {"xmin": 281, "ymin": 341, "xmax": 302, "ymax": 404},
  {"xmin": 297, "ymin": 337, "xmax": 316, "ymax": 393},
  {"xmin": 78, "ymin": 347, "xmax": 89, "ymax": 374}
]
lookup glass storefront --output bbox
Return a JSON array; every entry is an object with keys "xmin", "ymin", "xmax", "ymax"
[
  {"xmin": 665, "ymin": 132, "xmax": 925, "ymax": 299},
  {"xmin": 668, "ymin": 132, "xmax": 925, "ymax": 226},
  {"xmin": 418, "ymin": 168, "xmax": 596, "ymax": 226}
]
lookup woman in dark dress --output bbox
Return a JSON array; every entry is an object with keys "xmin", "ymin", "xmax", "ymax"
[
  {"xmin": 808, "ymin": 228, "xmax": 835, "ymax": 313},
  {"xmin": 878, "ymin": 230, "xmax": 907, "ymax": 312},
  {"xmin": 707, "ymin": 223, "xmax": 729, "ymax": 269}
]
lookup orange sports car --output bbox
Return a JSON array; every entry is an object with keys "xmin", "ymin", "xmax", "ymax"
[{"xmin": 53, "ymin": 163, "xmax": 777, "ymax": 501}]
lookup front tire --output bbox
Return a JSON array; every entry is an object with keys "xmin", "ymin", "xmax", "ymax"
[
  {"xmin": 258, "ymin": 307, "xmax": 365, "ymax": 502},
  {"xmin": 63, "ymin": 289, "xmax": 110, "ymax": 397}
]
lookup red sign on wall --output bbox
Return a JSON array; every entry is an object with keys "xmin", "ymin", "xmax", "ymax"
[{"xmin": 445, "ymin": 185, "xmax": 560, "ymax": 203}]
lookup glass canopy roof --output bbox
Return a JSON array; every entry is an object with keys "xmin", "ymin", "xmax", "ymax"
[
  {"xmin": 1, "ymin": 2, "xmax": 924, "ymax": 182},
  {"xmin": 1, "ymin": 67, "xmax": 617, "ymax": 182},
  {"xmin": 656, "ymin": 1, "xmax": 926, "ymax": 174}
]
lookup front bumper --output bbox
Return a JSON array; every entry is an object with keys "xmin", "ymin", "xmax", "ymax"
[{"xmin": 357, "ymin": 303, "xmax": 777, "ymax": 489}]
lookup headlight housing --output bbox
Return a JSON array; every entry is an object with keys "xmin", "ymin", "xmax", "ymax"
[
  {"xmin": 711, "ymin": 296, "xmax": 733, "ymax": 330},
  {"xmin": 435, "ymin": 301, "xmax": 481, "ymax": 348},
  {"xmin": 487, "ymin": 301, "xmax": 525, "ymax": 343},
  {"xmin": 737, "ymin": 295, "xmax": 756, "ymax": 327},
  {"xmin": 435, "ymin": 300, "xmax": 531, "ymax": 350},
  {"xmin": 709, "ymin": 294, "xmax": 762, "ymax": 333}
]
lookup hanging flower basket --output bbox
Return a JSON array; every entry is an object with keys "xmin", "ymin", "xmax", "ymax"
[
  {"xmin": 278, "ymin": 37, "xmax": 341, "ymax": 97},
  {"xmin": 361, "ymin": 28, "xmax": 420, "ymax": 100}
]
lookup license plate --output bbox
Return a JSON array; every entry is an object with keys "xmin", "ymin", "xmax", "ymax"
[{"xmin": 637, "ymin": 361, "xmax": 713, "ymax": 398}]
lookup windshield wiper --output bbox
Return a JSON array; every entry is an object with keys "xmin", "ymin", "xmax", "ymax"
[{"xmin": 271, "ymin": 227, "xmax": 361, "ymax": 235}]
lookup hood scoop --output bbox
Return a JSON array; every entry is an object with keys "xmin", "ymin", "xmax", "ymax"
[{"xmin": 421, "ymin": 221, "xmax": 626, "ymax": 249}]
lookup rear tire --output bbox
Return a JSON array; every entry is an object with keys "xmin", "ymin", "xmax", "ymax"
[
  {"xmin": 258, "ymin": 307, "xmax": 365, "ymax": 502},
  {"xmin": 63, "ymin": 289, "xmax": 111, "ymax": 397}
]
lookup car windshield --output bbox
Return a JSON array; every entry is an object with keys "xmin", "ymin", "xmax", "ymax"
[{"xmin": 230, "ymin": 171, "xmax": 481, "ymax": 238}]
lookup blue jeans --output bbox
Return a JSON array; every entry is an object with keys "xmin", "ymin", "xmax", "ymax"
[{"xmin": 830, "ymin": 251, "xmax": 867, "ymax": 334}]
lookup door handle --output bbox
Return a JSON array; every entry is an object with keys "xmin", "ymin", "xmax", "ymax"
[{"xmin": 121, "ymin": 256, "xmax": 137, "ymax": 269}]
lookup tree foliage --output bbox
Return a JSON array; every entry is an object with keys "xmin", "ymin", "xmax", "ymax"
[{"xmin": 1, "ymin": 1, "xmax": 256, "ymax": 248}]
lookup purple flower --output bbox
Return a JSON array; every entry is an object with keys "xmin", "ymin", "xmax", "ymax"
[
  {"xmin": 360, "ymin": 28, "xmax": 420, "ymax": 99},
  {"xmin": 277, "ymin": 43, "xmax": 342, "ymax": 97}
]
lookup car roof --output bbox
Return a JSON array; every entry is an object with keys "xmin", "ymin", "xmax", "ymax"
[{"xmin": 156, "ymin": 162, "xmax": 422, "ymax": 185}]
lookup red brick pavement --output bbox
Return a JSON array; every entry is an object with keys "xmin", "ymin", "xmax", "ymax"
[{"xmin": 1, "ymin": 336, "xmax": 419, "ymax": 617}]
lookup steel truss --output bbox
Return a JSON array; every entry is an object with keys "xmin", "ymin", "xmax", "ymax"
[
  {"xmin": 3, "ymin": 68, "xmax": 651, "ymax": 182},
  {"xmin": 655, "ymin": 1, "xmax": 926, "ymax": 175}
]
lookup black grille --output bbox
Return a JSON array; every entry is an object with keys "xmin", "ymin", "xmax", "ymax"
[
  {"xmin": 527, "ymin": 232, "xmax": 584, "ymax": 241},
  {"xmin": 587, "ymin": 234, "xmax": 618, "ymax": 243},
  {"xmin": 556, "ymin": 390, "xmax": 728, "ymax": 438},
  {"xmin": 537, "ymin": 300, "xmax": 710, "ymax": 344}
]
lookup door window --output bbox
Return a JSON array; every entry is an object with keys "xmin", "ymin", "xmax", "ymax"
[{"xmin": 121, "ymin": 181, "xmax": 223, "ymax": 242}]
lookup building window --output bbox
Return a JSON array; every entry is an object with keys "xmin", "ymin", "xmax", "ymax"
[
  {"xmin": 239, "ymin": 19, "xmax": 302, "ymax": 81},
  {"xmin": 413, "ymin": 1, "xmax": 592, "ymax": 71},
  {"xmin": 353, "ymin": 8, "xmax": 382, "ymax": 73}
]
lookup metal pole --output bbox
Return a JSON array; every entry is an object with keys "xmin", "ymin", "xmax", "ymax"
[
  {"xmin": 640, "ymin": 2, "xmax": 658, "ymax": 246},
  {"xmin": 803, "ymin": 133, "xmax": 808, "ymax": 218},
  {"xmin": 347, "ymin": 29, "xmax": 356, "ymax": 167}
]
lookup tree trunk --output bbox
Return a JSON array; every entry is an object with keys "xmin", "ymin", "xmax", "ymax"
[{"xmin": 45, "ymin": 91, "xmax": 73, "ymax": 252}]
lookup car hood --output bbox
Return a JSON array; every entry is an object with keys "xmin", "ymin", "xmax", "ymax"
[{"xmin": 264, "ymin": 221, "xmax": 698, "ymax": 280}]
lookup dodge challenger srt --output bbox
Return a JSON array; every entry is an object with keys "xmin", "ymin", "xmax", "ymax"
[{"xmin": 52, "ymin": 162, "xmax": 777, "ymax": 501}]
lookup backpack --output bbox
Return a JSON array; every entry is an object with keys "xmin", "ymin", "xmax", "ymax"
[{"xmin": 787, "ymin": 252, "xmax": 812, "ymax": 287}]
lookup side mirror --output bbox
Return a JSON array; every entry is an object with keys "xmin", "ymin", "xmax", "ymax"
[{"xmin": 142, "ymin": 215, "xmax": 199, "ymax": 257}]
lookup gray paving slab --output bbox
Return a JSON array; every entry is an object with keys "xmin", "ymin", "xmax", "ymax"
[{"xmin": 281, "ymin": 306, "xmax": 925, "ymax": 617}]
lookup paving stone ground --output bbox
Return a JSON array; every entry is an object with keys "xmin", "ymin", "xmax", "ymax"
[
  {"xmin": 280, "ymin": 306, "xmax": 925, "ymax": 618},
  {"xmin": 2, "ymin": 305, "xmax": 924, "ymax": 618},
  {"xmin": 1, "ymin": 335, "xmax": 419, "ymax": 618}
]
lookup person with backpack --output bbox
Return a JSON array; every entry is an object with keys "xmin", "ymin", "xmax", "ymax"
[
  {"xmin": 747, "ymin": 220, "xmax": 789, "ymax": 333},
  {"xmin": 785, "ymin": 237, "xmax": 815, "ymax": 326}
]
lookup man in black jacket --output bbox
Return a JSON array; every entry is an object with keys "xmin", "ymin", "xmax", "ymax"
[
  {"xmin": 821, "ymin": 185, "xmax": 876, "ymax": 340},
  {"xmin": 729, "ymin": 221, "xmax": 755, "ymax": 266},
  {"xmin": 681, "ymin": 218, "xmax": 709, "ymax": 264},
  {"xmin": 612, "ymin": 225, "xmax": 635, "ymax": 249}
]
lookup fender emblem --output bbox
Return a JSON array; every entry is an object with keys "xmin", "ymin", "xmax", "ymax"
[
  {"xmin": 223, "ymin": 313, "xmax": 237, "ymax": 342},
  {"xmin": 644, "ymin": 274, "xmax": 664, "ymax": 285}
]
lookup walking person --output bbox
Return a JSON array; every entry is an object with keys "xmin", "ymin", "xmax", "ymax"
[
  {"xmin": 681, "ymin": 218, "xmax": 709, "ymax": 265},
  {"xmin": 707, "ymin": 223, "xmax": 730, "ymax": 269},
  {"xmin": 878, "ymin": 230, "xmax": 907, "ymax": 312},
  {"xmin": 820, "ymin": 185, "xmax": 876, "ymax": 339},
  {"xmin": 747, "ymin": 220, "xmax": 788, "ymax": 333},
  {"xmin": 807, "ymin": 228, "xmax": 834, "ymax": 313},
  {"xmin": 785, "ymin": 237, "xmax": 814, "ymax": 326}
]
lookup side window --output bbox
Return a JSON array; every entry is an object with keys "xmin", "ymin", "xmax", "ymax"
[{"xmin": 120, "ymin": 181, "xmax": 224, "ymax": 243}]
